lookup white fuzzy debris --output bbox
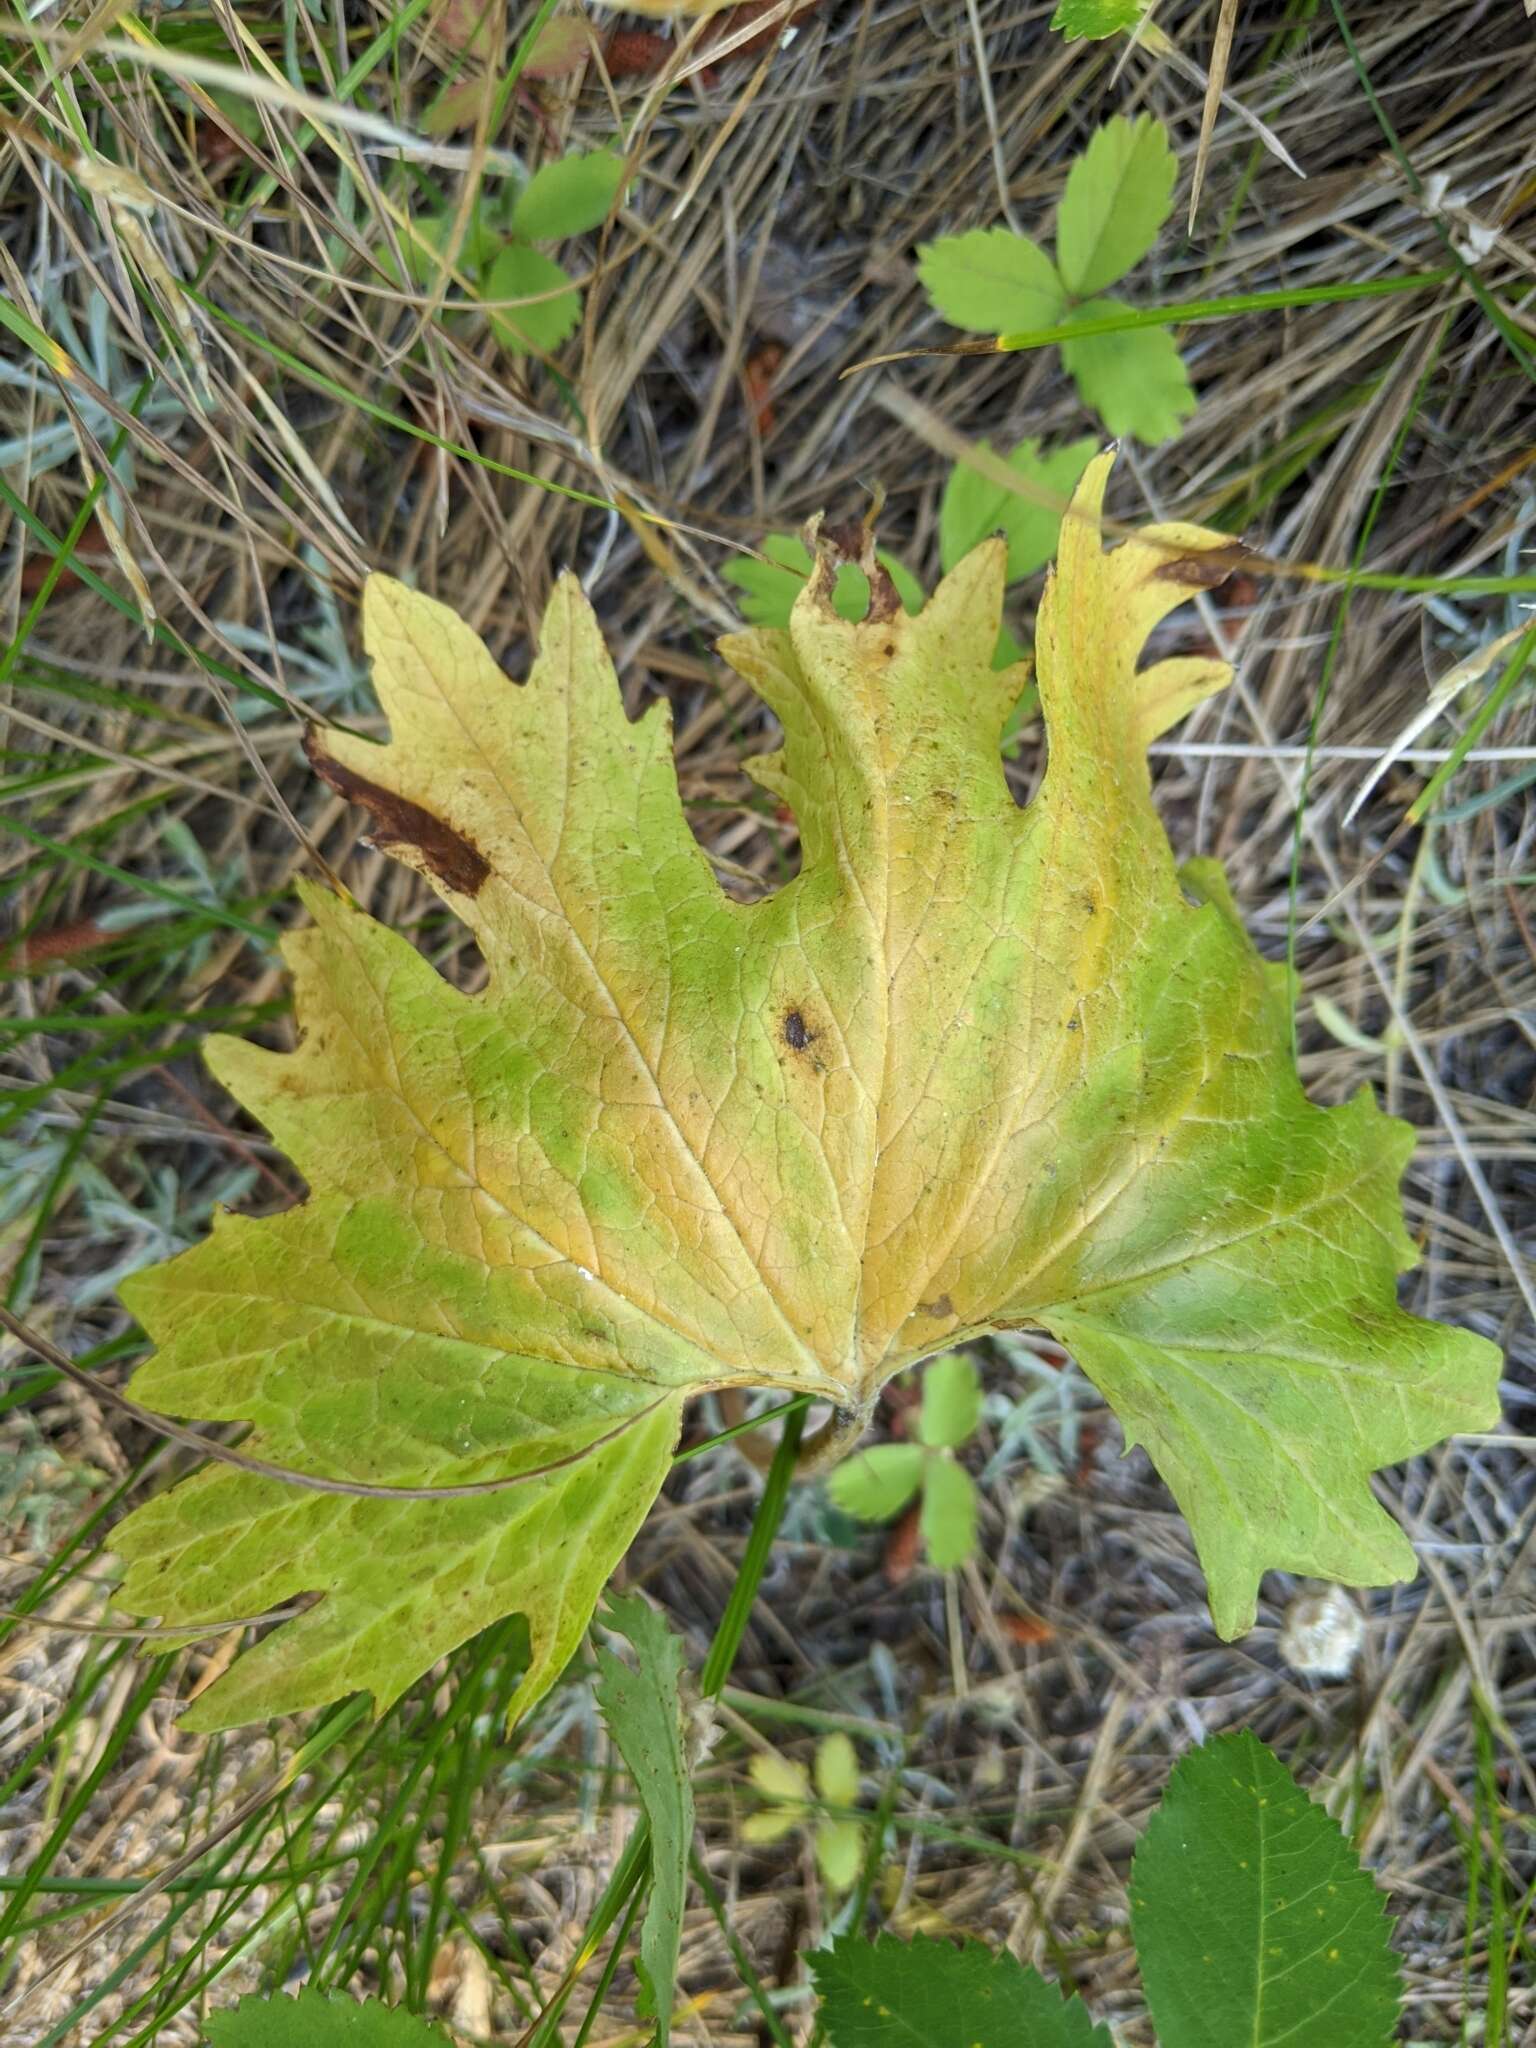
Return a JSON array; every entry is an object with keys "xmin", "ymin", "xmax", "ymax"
[{"xmin": 1278, "ymin": 1584, "xmax": 1365, "ymax": 1679}]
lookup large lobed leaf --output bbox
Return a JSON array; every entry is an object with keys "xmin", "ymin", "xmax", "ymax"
[{"xmin": 116, "ymin": 453, "xmax": 1499, "ymax": 1728}]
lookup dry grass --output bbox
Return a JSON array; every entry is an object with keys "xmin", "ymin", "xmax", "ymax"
[{"xmin": 2, "ymin": 0, "xmax": 1534, "ymax": 2041}]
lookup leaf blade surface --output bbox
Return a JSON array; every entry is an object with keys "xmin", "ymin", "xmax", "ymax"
[
  {"xmin": 811, "ymin": 1933, "xmax": 1111, "ymax": 2046},
  {"xmin": 116, "ymin": 455, "xmax": 1501, "ymax": 1724},
  {"xmin": 1131, "ymin": 1730, "xmax": 1403, "ymax": 2047}
]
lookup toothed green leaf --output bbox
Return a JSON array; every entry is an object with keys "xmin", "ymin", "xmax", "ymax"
[
  {"xmin": 917, "ymin": 228, "xmax": 1066, "ymax": 335},
  {"xmin": 1131, "ymin": 1731, "xmax": 1403, "ymax": 2047},
  {"xmin": 1056, "ymin": 114, "xmax": 1178, "ymax": 297},
  {"xmin": 1061, "ymin": 303, "xmax": 1196, "ymax": 442},
  {"xmin": 812, "ymin": 1933, "xmax": 1112, "ymax": 2046}
]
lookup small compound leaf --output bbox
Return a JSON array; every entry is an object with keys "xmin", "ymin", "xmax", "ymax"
[
  {"xmin": 917, "ymin": 229, "xmax": 1066, "ymax": 335},
  {"xmin": 814, "ymin": 1731, "xmax": 861, "ymax": 1807},
  {"xmin": 916, "ymin": 1354, "xmax": 981, "ymax": 1450},
  {"xmin": 594, "ymin": 1594, "xmax": 693, "ymax": 2045},
  {"xmin": 919, "ymin": 1456, "xmax": 977, "ymax": 1569},
  {"xmin": 1056, "ymin": 114, "xmax": 1177, "ymax": 297},
  {"xmin": 826, "ymin": 1443, "xmax": 925, "ymax": 1523},
  {"xmin": 939, "ymin": 437, "xmax": 1099, "ymax": 581},
  {"xmin": 203, "ymin": 1989, "xmax": 447, "ymax": 2046},
  {"xmin": 1050, "ymin": 0, "xmax": 1148, "ymax": 38},
  {"xmin": 484, "ymin": 242, "xmax": 581, "ymax": 354},
  {"xmin": 811, "ymin": 1932, "xmax": 1112, "ymax": 2047},
  {"xmin": 815, "ymin": 1817, "xmax": 865, "ymax": 1892},
  {"xmin": 725, "ymin": 536, "xmax": 920, "ymax": 630},
  {"xmin": 510, "ymin": 148, "xmax": 626, "ymax": 241},
  {"xmin": 1061, "ymin": 301, "xmax": 1196, "ymax": 442},
  {"xmin": 1131, "ymin": 1731, "xmax": 1403, "ymax": 2048}
]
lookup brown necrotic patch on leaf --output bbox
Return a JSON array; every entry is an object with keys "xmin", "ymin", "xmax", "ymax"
[
  {"xmin": 304, "ymin": 726, "xmax": 491, "ymax": 896},
  {"xmin": 1152, "ymin": 539, "xmax": 1257, "ymax": 589}
]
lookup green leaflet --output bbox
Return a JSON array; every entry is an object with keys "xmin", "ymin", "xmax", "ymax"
[
  {"xmin": 510, "ymin": 147, "xmax": 625, "ymax": 240},
  {"xmin": 916, "ymin": 227, "xmax": 1066, "ymax": 335},
  {"xmin": 1049, "ymin": 0, "xmax": 1148, "ymax": 39},
  {"xmin": 1060, "ymin": 299, "xmax": 1195, "ymax": 444},
  {"xmin": 938, "ymin": 436, "xmax": 1099, "ymax": 583},
  {"xmin": 1055, "ymin": 113, "xmax": 1177, "ymax": 298},
  {"xmin": 594, "ymin": 1595, "xmax": 695, "ymax": 2045},
  {"xmin": 115, "ymin": 453, "xmax": 1499, "ymax": 1729}
]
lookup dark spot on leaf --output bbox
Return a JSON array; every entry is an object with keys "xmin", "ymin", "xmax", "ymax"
[
  {"xmin": 784, "ymin": 1008, "xmax": 810, "ymax": 1051},
  {"xmin": 304, "ymin": 727, "xmax": 491, "ymax": 896},
  {"xmin": 1153, "ymin": 541, "xmax": 1256, "ymax": 590},
  {"xmin": 919, "ymin": 1293, "xmax": 955, "ymax": 1319}
]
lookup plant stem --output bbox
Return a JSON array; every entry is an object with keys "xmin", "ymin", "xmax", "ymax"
[{"xmin": 520, "ymin": 1403, "xmax": 809, "ymax": 2046}]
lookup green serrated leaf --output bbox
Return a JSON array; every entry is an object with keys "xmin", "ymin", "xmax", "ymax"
[
  {"xmin": 1131, "ymin": 1731, "xmax": 1403, "ymax": 2048},
  {"xmin": 811, "ymin": 1932, "xmax": 1113, "ymax": 2047},
  {"xmin": 1056, "ymin": 114, "xmax": 1178, "ymax": 297},
  {"xmin": 594, "ymin": 1593, "xmax": 693, "ymax": 2046},
  {"xmin": 1050, "ymin": 0, "xmax": 1148, "ymax": 40},
  {"xmin": 203, "ymin": 1989, "xmax": 447, "ymax": 2047},
  {"xmin": 917, "ymin": 1354, "xmax": 981, "ymax": 1449},
  {"xmin": 826, "ymin": 1442, "xmax": 925, "ymax": 1523},
  {"xmin": 510, "ymin": 148, "xmax": 626, "ymax": 241},
  {"xmin": 725, "ymin": 536, "xmax": 920, "ymax": 630},
  {"xmin": 1061, "ymin": 301, "xmax": 1195, "ymax": 442},
  {"xmin": 939, "ymin": 437, "xmax": 1099, "ymax": 581},
  {"xmin": 917, "ymin": 229, "xmax": 1067, "ymax": 335},
  {"xmin": 919, "ymin": 1456, "xmax": 977, "ymax": 1569},
  {"xmin": 484, "ymin": 242, "xmax": 581, "ymax": 354}
]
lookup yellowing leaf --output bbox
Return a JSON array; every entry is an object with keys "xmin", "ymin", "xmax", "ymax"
[
  {"xmin": 115, "ymin": 455, "xmax": 1500, "ymax": 1726},
  {"xmin": 815, "ymin": 1817, "xmax": 865, "ymax": 1892},
  {"xmin": 750, "ymin": 1752, "xmax": 813, "ymax": 1809},
  {"xmin": 814, "ymin": 1732, "xmax": 861, "ymax": 1808},
  {"xmin": 1056, "ymin": 113, "xmax": 1178, "ymax": 298},
  {"xmin": 917, "ymin": 229, "xmax": 1066, "ymax": 335}
]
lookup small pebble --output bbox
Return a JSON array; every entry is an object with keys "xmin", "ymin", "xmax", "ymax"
[{"xmin": 1278, "ymin": 1584, "xmax": 1365, "ymax": 1679}]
